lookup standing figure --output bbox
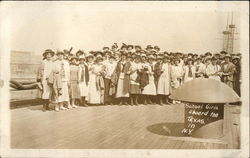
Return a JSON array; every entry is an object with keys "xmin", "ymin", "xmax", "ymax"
[
  {"xmin": 113, "ymin": 53, "xmax": 131, "ymax": 105},
  {"xmin": 232, "ymin": 56, "xmax": 241, "ymax": 96},
  {"xmin": 38, "ymin": 49, "xmax": 55, "ymax": 112},
  {"xmin": 103, "ymin": 55, "xmax": 117, "ymax": 105},
  {"xmin": 194, "ymin": 57, "xmax": 206, "ymax": 78},
  {"xmin": 170, "ymin": 58, "xmax": 184, "ymax": 104},
  {"xmin": 183, "ymin": 58, "xmax": 195, "ymax": 83},
  {"xmin": 78, "ymin": 55, "xmax": 89, "ymax": 106},
  {"xmin": 141, "ymin": 55, "xmax": 156, "ymax": 104},
  {"xmin": 54, "ymin": 51, "xmax": 71, "ymax": 111},
  {"xmin": 129, "ymin": 55, "xmax": 142, "ymax": 105},
  {"xmin": 205, "ymin": 57, "xmax": 221, "ymax": 81},
  {"xmin": 157, "ymin": 57, "xmax": 171, "ymax": 105},
  {"xmin": 69, "ymin": 56, "xmax": 81, "ymax": 108},
  {"xmin": 87, "ymin": 55, "xmax": 105, "ymax": 105},
  {"xmin": 220, "ymin": 55, "xmax": 236, "ymax": 88}
]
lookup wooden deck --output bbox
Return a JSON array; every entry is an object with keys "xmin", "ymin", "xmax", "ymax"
[{"xmin": 11, "ymin": 103, "xmax": 240, "ymax": 149}]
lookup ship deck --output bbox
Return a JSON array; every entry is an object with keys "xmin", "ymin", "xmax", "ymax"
[{"xmin": 11, "ymin": 103, "xmax": 240, "ymax": 149}]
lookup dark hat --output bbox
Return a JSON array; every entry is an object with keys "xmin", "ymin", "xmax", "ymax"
[
  {"xmin": 94, "ymin": 51, "xmax": 103, "ymax": 57},
  {"xmin": 127, "ymin": 45, "xmax": 134, "ymax": 49},
  {"xmin": 205, "ymin": 52, "xmax": 212, "ymax": 56},
  {"xmin": 188, "ymin": 53, "xmax": 193, "ymax": 56},
  {"xmin": 43, "ymin": 49, "xmax": 55, "ymax": 57},
  {"xmin": 174, "ymin": 57, "xmax": 180, "ymax": 62},
  {"xmin": 154, "ymin": 46, "xmax": 160, "ymax": 50},
  {"xmin": 220, "ymin": 51, "xmax": 227, "ymax": 54},
  {"xmin": 70, "ymin": 56, "xmax": 78, "ymax": 61},
  {"xmin": 56, "ymin": 51, "xmax": 65, "ymax": 56},
  {"xmin": 109, "ymin": 55, "xmax": 116, "ymax": 59},
  {"xmin": 134, "ymin": 45, "xmax": 141, "ymax": 49},
  {"xmin": 103, "ymin": 47, "xmax": 109, "ymax": 50},
  {"xmin": 232, "ymin": 56, "xmax": 240, "ymax": 60},
  {"xmin": 211, "ymin": 57, "xmax": 217, "ymax": 61},
  {"xmin": 193, "ymin": 54, "xmax": 198, "ymax": 57},
  {"xmin": 196, "ymin": 57, "xmax": 201, "ymax": 61},
  {"xmin": 146, "ymin": 45, "xmax": 153, "ymax": 50},
  {"xmin": 121, "ymin": 43, "xmax": 127, "ymax": 49},
  {"xmin": 76, "ymin": 50, "xmax": 84, "ymax": 56}
]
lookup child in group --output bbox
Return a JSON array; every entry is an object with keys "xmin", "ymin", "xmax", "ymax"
[
  {"xmin": 78, "ymin": 55, "xmax": 89, "ymax": 106},
  {"xmin": 69, "ymin": 56, "xmax": 81, "ymax": 108}
]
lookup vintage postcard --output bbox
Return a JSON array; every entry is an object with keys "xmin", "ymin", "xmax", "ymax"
[{"xmin": 0, "ymin": 1, "xmax": 249, "ymax": 158}]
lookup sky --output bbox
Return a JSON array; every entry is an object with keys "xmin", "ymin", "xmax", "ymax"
[{"xmin": 1, "ymin": 1, "xmax": 243, "ymax": 55}]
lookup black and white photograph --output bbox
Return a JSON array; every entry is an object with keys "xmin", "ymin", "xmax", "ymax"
[{"xmin": 0, "ymin": 1, "xmax": 249, "ymax": 158}]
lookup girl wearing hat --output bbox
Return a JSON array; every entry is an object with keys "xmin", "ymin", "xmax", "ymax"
[
  {"xmin": 141, "ymin": 55, "xmax": 157, "ymax": 104},
  {"xmin": 38, "ymin": 49, "xmax": 55, "ymax": 111},
  {"xmin": 128, "ymin": 55, "xmax": 142, "ymax": 105},
  {"xmin": 53, "ymin": 51, "xmax": 71, "ymax": 111},
  {"xmin": 157, "ymin": 56, "xmax": 171, "ymax": 105},
  {"xmin": 220, "ymin": 55, "xmax": 236, "ymax": 88},
  {"xmin": 112, "ymin": 53, "xmax": 130, "ymax": 105},
  {"xmin": 69, "ymin": 56, "xmax": 81, "ymax": 108},
  {"xmin": 87, "ymin": 55, "xmax": 105, "ymax": 105},
  {"xmin": 78, "ymin": 56, "xmax": 89, "ymax": 106},
  {"xmin": 103, "ymin": 55, "xmax": 117, "ymax": 105},
  {"xmin": 205, "ymin": 57, "xmax": 221, "ymax": 81},
  {"xmin": 183, "ymin": 58, "xmax": 195, "ymax": 83}
]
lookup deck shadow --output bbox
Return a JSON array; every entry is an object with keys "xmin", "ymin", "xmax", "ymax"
[{"xmin": 147, "ymin": 122, "xmax": 186, "ymax": 137}]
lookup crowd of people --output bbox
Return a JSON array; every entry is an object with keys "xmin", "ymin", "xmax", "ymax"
[{"xmin": 37, "ymin": 43, "xmax": 241, "ymax": 112}]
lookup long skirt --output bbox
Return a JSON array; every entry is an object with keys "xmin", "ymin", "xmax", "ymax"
[
  {"xmin": 41, "ymin": 80, "xmax": 51, "ymax": 99},
  {"xmin": 142, "ymin": 76, "xmax": 156, "ymax": 95},
  {"xmin": 104, "ymin": 78, "xmax": 113, "ymax": 103},
  {"xmin": 130, "ymin": 84, "xmax": 141, "ymax": 94},
  {"xmin": 57, "ymin": 81, "xmax": 69, "ymax": 102},
  {"xmin": 87, "ymin": 74, "xmax": 101, "ymax": 104},
  {"xmin": 115, "ymin": 73, "xmax": 129, "ymax": 98},
  {"xmin": 157, "ymin": 75, "xmax": 170, "ymax": 95},
  {"xmin": 79, "ymin": 81, "xmax": 89, "ymax": 97},
  {"xmin": 184, "ymin": 77, "xmax": 193, "ymax": 83},
  {"xmin": 69, "ymin": 81, "xmax": 80, "ymax": 99}
]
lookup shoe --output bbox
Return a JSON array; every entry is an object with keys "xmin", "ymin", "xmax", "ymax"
[
  {"xmin": 72, "ymin": 104, "xmax": 77, "ymax": 108},
  {"xmin": 60, "ymin": 106, "xmax": 67, "ymax": 110},
  {"xmin": 55, "ymin": 106, "xmax": 59, "ymax": 112},
  {"xmin": 67, "ymin": 105, "xmax": 72, "ymax": 109}
]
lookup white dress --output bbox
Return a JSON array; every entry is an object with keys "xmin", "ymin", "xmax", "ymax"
[
  {"xmin": 157, "ymin": 63, "xmax": 170, "ymax": 95},
  {"xmin": 87, "ymin": 64, "xmax": 103, "ymax": 104},
  {"xmin": 41, "ymin": 59, "xmax": 54, "ymax": 99},
  {"xmin": 54, "ymin": 59, "xmax": 70, "ymax": 102},
  {"xmin": 206, "ymin": 64, "xmax": 221, "ymax": 81},
  {"xmin": 142, "ymin": 63, "xmax": 156, "ymax": 95},
  {"xmin": 170, "ymin": 65, "xmax": 184, "ymax": 89},
  {"xmin": 78, "ymin": 64, "xmax": 89, "ymax": 97}
]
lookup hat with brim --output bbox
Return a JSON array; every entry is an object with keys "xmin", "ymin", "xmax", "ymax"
[
  {"xmin": 70, "ymin": 56, "xmax": 78, "ymax": 61},
  {"xmin": 76, "ymin": 50, "xmax": 84, "ymax": 56},
  {"xmin": 109, "ymin": 55, "xmax": 116, "ymax": 59},
  {"xmin": 96, "ymin": 55, "xmax": 103, "ymax": 60},
  {"xmin": 146, "ymin": 45, "xmax": 153, "ymax": 50},
  {"xmin": 232, "ymin": 56, "xmax": 240, "ymax": 60},
  {"xmin": 43, "ymin": 49, "xmax": 55, "ymax": 57},
  {"xmin": 224, "ymin": 54, "xmax": 231, "ymax": 59},
  {"xmin": 79, "ymin": 55, "xmax": 86, "ymax": 60},
  {"xmin": 205, "ymin": 57, "xmax": 211, "ymax": 62},
  {"xmin": 154, "ymin": 46, "xmax": 160, "ymax": 50},
  {"xmin": 56, "ymin": 51, "xmax": 65, "ymax": 56},
  {"xmin": 86, "ymin": 54, "xmax": 94, "ymax": 58}
]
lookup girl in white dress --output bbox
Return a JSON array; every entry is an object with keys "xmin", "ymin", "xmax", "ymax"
[
  {"xmin": 141, "ymin": 55, "xmax": 156, "ymax": 104},
  {"xmin": 78, "ymin": 55, "xmax": 89, "ymax": 106},
  {"xmin": 87, "ymin": 55, "xmax": 105, "ymax": 105},
  {"xmin": 157, "ymin": 57, "xmax": 171, "ymax": 105}
]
